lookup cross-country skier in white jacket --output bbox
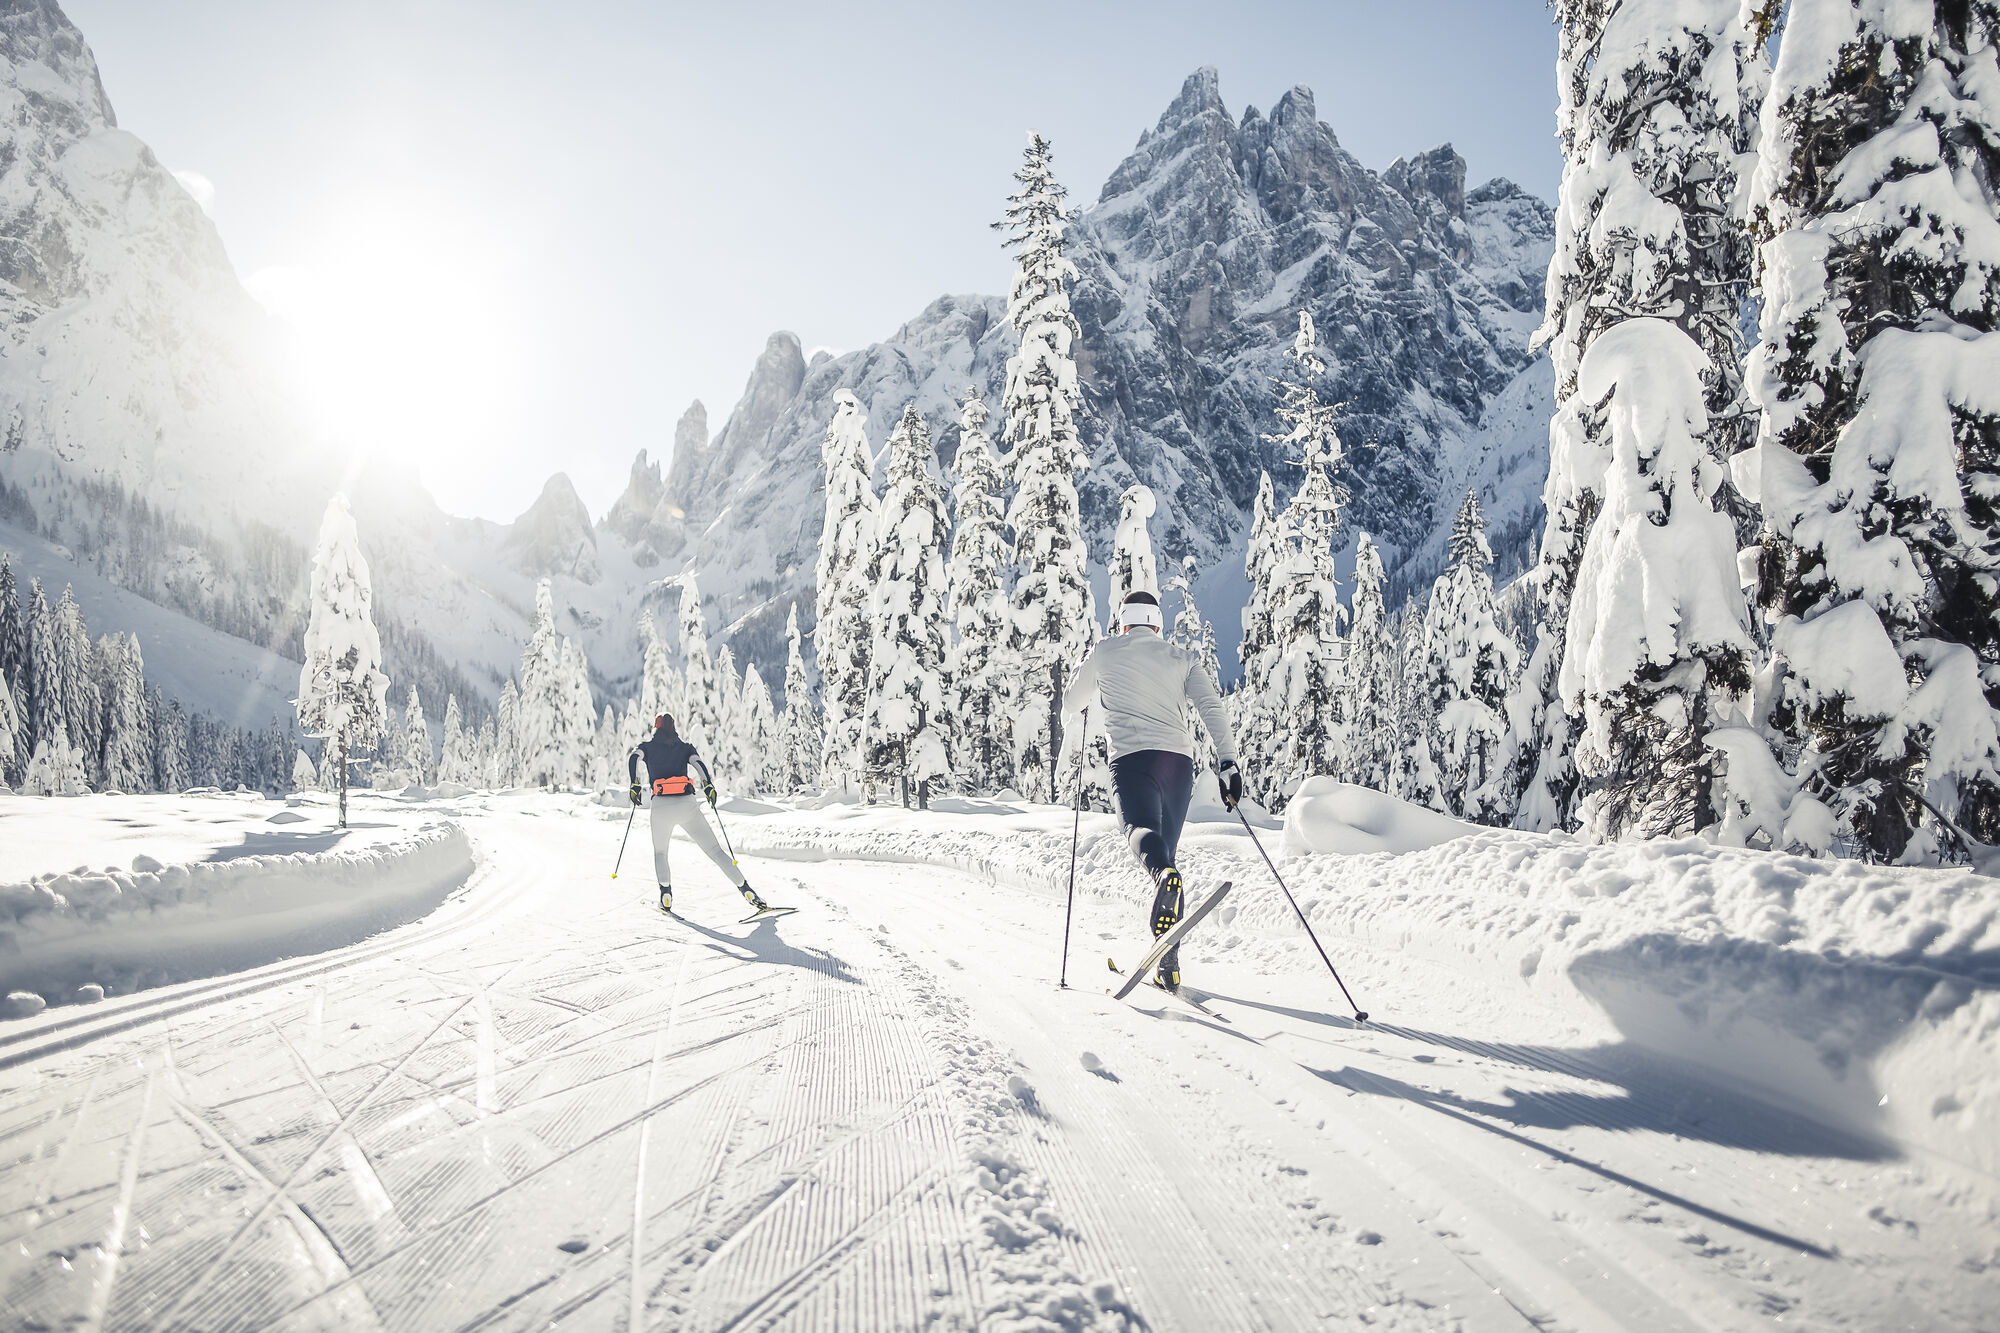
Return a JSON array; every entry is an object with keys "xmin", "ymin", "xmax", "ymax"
[{"xmin": 1061, "ymin": 590, "xmax": 1244, "ymax": 990}]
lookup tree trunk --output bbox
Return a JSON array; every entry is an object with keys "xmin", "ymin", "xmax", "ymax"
[
  {"xmin": 337, "ymin": 733, "xmax": 349, "ymax": 829},
  {"xmin": 1048, "ymin": 660, "xmax": 1063, "ymax": 805},
  {"xmin": 899, "ymin": 741, "xmax": 909, "ymax": 810}
]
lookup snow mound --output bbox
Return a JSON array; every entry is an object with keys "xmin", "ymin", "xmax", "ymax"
[
  {"xmin": 0, "ymin": 820, "xmax": 474, "ymax": 1011},
  {"xmin": 1279, "ymin": 778, "xmax": 1482, "ymax": 856}
]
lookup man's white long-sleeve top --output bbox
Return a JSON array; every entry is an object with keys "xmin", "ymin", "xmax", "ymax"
[{"xmin": 1061, "ymin": 631, "xmax": 1237, "ymax": 765}]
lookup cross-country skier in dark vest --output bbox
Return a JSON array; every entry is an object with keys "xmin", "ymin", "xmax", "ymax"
[
  {"xmin": 1061, "ymin": 589, "xmax": 1244, "ymax": 991},
  {"xmin": 627, "ymin": 713, "xmax": 773, "ymax": 917}
]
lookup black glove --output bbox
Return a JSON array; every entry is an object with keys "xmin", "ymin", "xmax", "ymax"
[
  {"xmin": 628, "ymin": 783, "xmax": 643, "ymax": 806},
  {"xmin": 1218, "ymin": 761, "xmax": 1244, "ymax": 810},
  {"xmin": 703, "ymin": 782, "xmax": 719, "ymax": 806}
]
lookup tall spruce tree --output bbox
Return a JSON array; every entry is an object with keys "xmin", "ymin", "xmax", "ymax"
[
  {"xmin": 494, "ymin": 679, "xmax": 521, "ymax": 788},
  {"xmin": 814, "ymin": 389, "xmax": 877, "ymax": 792},
  {"xmin": 438, "ymin": 694, "xmax": 475, "ymax": 786},
  {"xmin": 152, "ymin": 688, "xmax": 189, "ymax": 793},
  {"xmin": 402, "ymin": 684, "xmax": 433, "ymax": 787},
  {"xmin": 998, "ymin": 131, "xmax": 1094, "ymax": 803},
  {"xmin": 1747, "ymin": 0, "xmax": 2000, "ymax": 860},
  {"xmin": 1236, "ymin": 472, "xmax": 1293, "ymax": 805},
  {"xmin": 866, "ymin": 403, "xmax": 953, "ymax": 807},
  {"xmin": 781, "ymin": 603, "xmax": 819, "ymax": 792},
  {"xmin": 678, "ymin": 576, "xmax": 720, "ymax": 759},
  {"xmin": 1514, "ymin": 0, "xmax": 1773, "ymax": 833},
  {"xmin": 0, "ymin": 665, "xmax": 20, "ymax": 792},
  {"xmin": 0, "ymin": 558, "xmax": 22, "ymax": 775},
  {"xmin": 98, "ymin": 633, "xmax": 151, "ymax": 792},
  {"xmin": 1167, "ymin": 563, "xmax": 1223, "ymax": 778},
  {"xmin": 741, "ymin": 665, "xmax": 782, "ymax": 797},
  {"xmin": 1423, "ymin": 492, "xmax": 1519, "ymax": 822},
  {"xmin": 295, "ymin": 494, "xmax": 391, "ymax": 826},
  {"xmin": 1343, "ymin": 533, "xmax": 1396, "ymax": 792},
  {"xmin": 1265, "ymin": 311, "xmax": 1350, "ymax": 801},
  {"xmin": 1393, "ymin": 593, "xmax": 1441, "ymax": 809},
  {"xmin": 945, "ymin": 387, "xmax": 1013, "ymax": 793},
  {"xmin": 1109, "ymin": 485, "xmax": 1160, "ymax": 607},
  {"xmin": 713, "ymin": 643, "xmax": 746, "ymax": 789}
]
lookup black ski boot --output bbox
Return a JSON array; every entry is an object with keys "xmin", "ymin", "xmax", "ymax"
[
  {"xmin": 1151, "ymin": 867, "xmax": 1184, "ymax": 991},
  {"xmin": 659, "ymin": 885, "xmax": 673, "ymax": 914}
]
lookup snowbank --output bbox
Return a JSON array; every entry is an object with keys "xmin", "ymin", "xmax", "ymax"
[
  {"xmin": 730, "ymin": 792, "xmax": 1999, "ymax": 1182},
  {"xmin": 0, "ymin": 819, "xmax": 474, "ymax": 1010},
  {"xmin": 1278, "ymin": 777, "xmax": 1481, "ymax": 855}
]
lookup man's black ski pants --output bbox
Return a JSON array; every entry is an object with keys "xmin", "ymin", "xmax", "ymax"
[{"xmin": 1111, "ymin": 748, "xmax": 1194, "ymax": 876}]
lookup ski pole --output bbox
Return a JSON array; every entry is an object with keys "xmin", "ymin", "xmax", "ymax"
[
  {"xmin": 1234, "ymin": 806, "xmax": 1369, "ymax": 1022},
  {"xmin": 612, "ymin": 802, "xmax": 637, "ymax": 879},
  {"xmin": 711, "ymin": 795, "xmax": 740, "ymax": 865},
  {"xmin": 1059, "ymin": 708, "xmax": 1087, "ymax": 990}
]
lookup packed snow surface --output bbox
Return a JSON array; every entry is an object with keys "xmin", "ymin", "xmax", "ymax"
[{"xmin": 0, "ymin": 789, "xmax": 1992, "ymax": 1330}]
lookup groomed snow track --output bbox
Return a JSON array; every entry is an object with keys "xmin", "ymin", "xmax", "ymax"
[{"xmin": 0, "ymin": 797, "xmax": 1992, "ymax": 1331}]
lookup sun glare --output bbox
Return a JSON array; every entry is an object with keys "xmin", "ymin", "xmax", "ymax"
[{"xmin": 246, "ymin": 207, "xmax": 517, "ymax": 504}]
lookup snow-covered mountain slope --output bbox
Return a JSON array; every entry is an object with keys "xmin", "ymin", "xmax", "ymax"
[{"xmin": 625, "ymin": 69, "xmax": 1556, "ymax": 664}]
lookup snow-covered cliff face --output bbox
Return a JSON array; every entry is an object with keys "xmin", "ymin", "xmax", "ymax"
[
  {"xmin": 0, "ymin": 0, "xmax": 320, "ymax": 527},
  {"xmin": 620, "ymin": 68, "xmax": 1556, "ymax": 666}
]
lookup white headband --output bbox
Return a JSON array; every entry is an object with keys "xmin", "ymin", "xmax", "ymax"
[{"xmin": 1117, "ymin": 601, "xmax": 1164, "ymax": 630}]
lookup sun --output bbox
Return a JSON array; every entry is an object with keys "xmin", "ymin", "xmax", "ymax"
[{"xmin": 246, "ymin": 205, "xmax": 517, "ymax": 499}]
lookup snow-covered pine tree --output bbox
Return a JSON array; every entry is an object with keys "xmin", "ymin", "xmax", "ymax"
[
  {"xmin": 494, "ymin": 679, "xmax": 520, "ymax": 787},
  {"xmin": 402, "ymin": 684, "xmax": 433, "ymax": 787},
  {"xmin": 1265, "ymin": 311, "xmax": 1350, "ymax": 803},
  {"xmin": 781, "ymin": 603, "xmax": 819, "ymax": 792},
  {"xmin": 678, "ymin": 575, "xmax": 720, "ymax": 759},
  {"xmin": 1746, "ymin": 1, "xmax": 2000, "ymax": 860},
  {"xmin": 814, "ymin": 390, "xmax": 878, "ymax": 793},
  {"xmin": 1110, "ymin": 485, "xmax": 1160, "ymax": 607},
  {"xmin": 291, "ymin": 748, "xmax": 317, "ymax": 792},
  {"xmin": 998, "ymin": 131, "xmax": 1094, "ymax": 804},
  {"xmin": 295, "ymin": 494, "xmax": 391, "ymax": 827},
  {"xmin": 866, "ymin": 403, "xmax": 954, "ymax": 807},
  {"xmin": 638, "ymin": 609, "xmax": 682, "ymax": 728},
  {"xmin": 945, "ymin": 387, "xmax": 1013, "ymax": 794},
  {"xmin": 1393, "ymin": 592, "xmax": 1441, "ymax": 809},
  {"xmin": 0, "ymin": 666, "xmax": 19, "ymax": 792},
  {"xmin": 713, "ymin": 643, "xmax": 746, "ymax": 790},
  {"xmin": 0, "ymin": 559, "xmax": 22, "ymax": 780},
  {"xmin": 590, "ymin": 704, "xmax": 618, "ymax": 792},
  {"xmin": 98, "ymin": 633, "xmax": 151, "ymax": 792},
  {"xmin": 1565, "ymin": 321, "xmax": 1757, "ymax": 837},
  {"xmin": 1343, "ymin": 533, "xmax": 1395, "ymax": 792},
  {"xmin": 1513, "ymin": 0, "xmax": 1770, "ymax": 834},
  {"xmin": 374, "ymin": 696, "xmax": 409, "ymax": 790},
  {"xmin": 438, "ymin": 694, "xmax": 474, "ymax": 786},
  {"xmin": 1236, "ymin": 472, "xmax": 1294, "ymax": 806},
  {"xmin": 1167, "ymin": 563, "xmax": 1223, "ymax": 778},
  {"xmin": 151, "ymin": 688, "xmax": 189, "ymax": 792},
  {"xmin": 741, "ymin": 664, "xmax": 783, "ymax": 796},
  {"xmin": 21, "ymin": 724, "xmax": 86, "ymax": 796},
  {"xmin": 477, "ymin": 714, "xmax": 498, "ymax": 788},
  {"xmin": 1422, "ymin": 492, "xmax": 1519, "ymax": 822},
  {"xmin": 558, "ymin": 638, "xmax": 596, "ymax": 789}
]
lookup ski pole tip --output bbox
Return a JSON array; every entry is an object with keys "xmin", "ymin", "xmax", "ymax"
[{"xmin": 1353, "ymin": 1011, "xmax": 1369, "ymax": 1024}]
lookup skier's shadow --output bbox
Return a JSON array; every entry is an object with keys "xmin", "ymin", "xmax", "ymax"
[
  {"xmin": 672, "ymin": 914, "xmax": 861, "ymax": 986},
  {"xmin": 1206, "ymin": 989, "xmax": 1891, "ymax": 1161},
  {"xmin": 1308, "ymin": 1063, "xmax": 1838, "ymax": 1260}
]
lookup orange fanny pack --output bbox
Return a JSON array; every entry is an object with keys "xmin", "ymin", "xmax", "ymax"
[{"xmin": 652, "ymin": 776, "xmax": 695, "ymax": 797}]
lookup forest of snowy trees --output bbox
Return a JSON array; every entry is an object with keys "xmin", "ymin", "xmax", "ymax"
[{"xmin": 7, "ymin": 5, "xmax": 1996, "ymax": 872}]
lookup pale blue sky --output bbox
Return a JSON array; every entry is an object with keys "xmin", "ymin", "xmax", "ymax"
[{"xmin": 63, "ymin": 0, "xmax": 1559, "ymax": 522}]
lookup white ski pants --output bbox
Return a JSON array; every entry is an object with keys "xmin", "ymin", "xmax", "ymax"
[{"xmin": 649, "ymin": 795, "xmax": 745, "ymax": 888}]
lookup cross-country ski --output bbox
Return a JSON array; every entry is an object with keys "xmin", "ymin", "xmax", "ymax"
[{"xmin": 3, "ymin": 4, "xmax": 1995, "ymax": 1329}]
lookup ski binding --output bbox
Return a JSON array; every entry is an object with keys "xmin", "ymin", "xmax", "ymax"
[{"xmin": 1108, "ymin": 881, "xmax": 1233, "ymax": 1001}]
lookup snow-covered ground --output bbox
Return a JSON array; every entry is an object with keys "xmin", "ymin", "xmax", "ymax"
[
  {"xmin": 0, "ymin": 791, "xmax": 474, "ymax": 1015},
  {"xmin": 0, "ymin": 789, "xmax": 1993, "ymax": 1330}
]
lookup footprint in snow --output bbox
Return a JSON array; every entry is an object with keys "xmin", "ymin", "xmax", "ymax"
[
  {"xmin": 1078, "ymin": 1051, "xmax": 1119, "ymax": 1083},
  {"xmin": 1006, "ymin": 1074, "xmax": 1047, "ymax": 1117},
  {"xmin": 557, "ymin": 1237, "xmax": 590, "ymax": 1254}
]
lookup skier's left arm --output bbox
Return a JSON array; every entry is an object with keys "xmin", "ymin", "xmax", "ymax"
[
  {"xmin": 689, "ymin": 753, "xmax": 719, "ymax": 804},
  {"xmin": 1183, "ymin": 659, "xmax": 1236, "ymax": 766},
  {"xmin": 626, "ymin": 747, "xmax": 645, "ymax": 805}
]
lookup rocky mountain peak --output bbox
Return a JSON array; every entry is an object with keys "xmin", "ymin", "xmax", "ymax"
[
  {"xmin": 505, "ymin": 472, "xmax": 599, "ymax": 585},
  {"xmin": 602, "ymin": 448, "xmax": 664, "ymax": 545},
  {"xmin": 0, "ymin": 0, "xmax": 115, "ymax": 134},
  {"xmin": 1385, "ymin": 143, "xmax": 1469, "ymax": 220}
]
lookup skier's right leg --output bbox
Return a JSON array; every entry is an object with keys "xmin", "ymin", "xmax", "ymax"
[
  {"xmin": 648, "ymin": 799, "xmax": 676, "ymax": 912},
  {"xmin": 1112, "ymin": 751, "xmax": 1184, "ymax": 963}
]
